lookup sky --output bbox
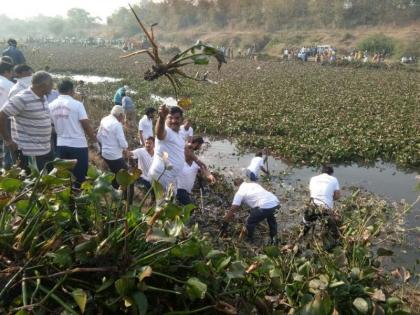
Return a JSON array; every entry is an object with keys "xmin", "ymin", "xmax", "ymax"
[{"xmin": 0, "ymin": 0, "xmax": 135, "ymax": 22}]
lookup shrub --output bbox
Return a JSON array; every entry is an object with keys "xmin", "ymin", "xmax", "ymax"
[{"xmin": 357, "ymin": 34, "xmax": 397, "ymax": 55}]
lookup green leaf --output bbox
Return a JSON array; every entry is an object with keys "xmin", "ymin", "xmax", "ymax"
[
  {"xmin": 87, "ymin": 165, "xmax": 100, "ymax": 179},
  {"xmin": 132, "ymin": 291, "xmax": 148, "ymax": 315},
  {"xmin": 298, "ymin": 294, "xmax": 333, "ymax": 315},
  {"xmin": 376, "ymin": 247, "xmax": 393, "ymax": 256},
  {"xmin": 52, "ymin": 158, "xmax": 78, "ymax": 170},
  {"xmin": 0, "ymin": 178, "xmax": 23, "ymax": 192},
  {"xmin": 116, "ymin": 169, "xmax": 138, "ymax": 187},
  {"xmin": 115, "ymin": 278, "xmax": 136, "ymax": 297},
  {"xmin": 96, "ymin": 278, "xmax": 115, "ymax": 293},
  {"xmin": 192, "ymin": 55, "xmax": 209, "ymax": 65},
  {"xmin": 206, "ymin": 250, "xmax": 225, "ymax": 258},
  {"xmin": 15, "ymin": 199, "xmax": 30, "ymax": 216},
  {"xmin": 72, "ymin": 288, "xmax": 87, "ymax": 314},
  {"xmin": 53, "ymin": 246, "xmax": 73, "ymax": 267},
  {"xmin": 216, "ymin": 256, "xmax": 231, "ymax": 272},
  {"xmin": 226, "ymin": 261, "xmax": 246, "ymax": 279},
  {"xmin": 152, "ymin": 179, "xmax": 164, "ymax": 201},
  {"xmin": 186, "ymin": 277, "xmax": 207, "ymax": 301},
  {"xmin": 353, "ymin": 297, "xmax": 369, "ymax": 314}
]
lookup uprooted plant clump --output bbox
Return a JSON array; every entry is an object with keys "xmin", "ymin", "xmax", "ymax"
[{"xmin": 0, "ymin": 161, "xmax": 416, "ymax": 314}]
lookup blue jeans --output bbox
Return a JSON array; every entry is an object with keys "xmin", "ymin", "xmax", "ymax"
[
  {"xmin": 177, "ymin": 189, "xmax": 192, "ymax": 206},
  {"xmin": 246, "ymin": 206, "xmax": 279, "ymax": 240},
  {"xmin": 246, "ymin": 170, "xmax": 257, "ymax": 181},
  {"xmin": 57, "ymin": 146, "xmax": 88, "ymax": 188}
]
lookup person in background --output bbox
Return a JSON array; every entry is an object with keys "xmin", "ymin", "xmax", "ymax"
[
  {"xmin": 246, "ymin": 151, "xmax": 269, "ymax": 181},
  {"xmin": 0, "ymin": 60, "xmax": 14, "ymax": 169},
  {"xmin": 0, "ymin": 71, "xmax": 54, "ymax": 173},
  {"xmin": 113, "ymin": 85, "xmax": 127, "ymax": 105},
  {"xmin": 48, "ymin": 79, "xmax": 99, "ymax": 188},
  {"xmin": 75, "ymin": 80, "xmax": 89, "ymax": 104},
  {"xmin": 223, "ymin": 178, "xmax": 280, "ymax": 245},
  {"xmin": 122, "ymin": 90, "xmax": 136, "ymax": 129},
  {"xmin": 148, "ymin": 105, "xmax": 185, "ymax": 191},
  {"xmin": 179, "ymin": 119, "xmax": 193, "ymax": 143},
  {"xmin": 138, "ymin": 107, "xmax": 156, "ymax": 146},
  {"xmin": 130, "ymin": 136, "xmax": 154, "ymax": 191},
  {"xmin": 176, "ymin": 145, "xmax": 215, "ymax": 206},
  {"xmin": 2, "ymin": 39, "xmax": 26, "ymax": 65},
  {"xmin": 9, "ymin": 64, "xmax": 33, "ymax": 98},
  {"xmin": 3, "ymin": 64, "xmax": 33, "ymax": 169}
]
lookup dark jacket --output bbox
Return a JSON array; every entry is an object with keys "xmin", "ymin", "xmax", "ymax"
[{"xmin": 2, "ymin": 45, "xmax": 26, "ymax": 65}]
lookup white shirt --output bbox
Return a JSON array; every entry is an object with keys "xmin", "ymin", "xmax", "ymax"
[
  {"xmin": 309, "ymin": 173, "xmax": 340, "ymax": 209},
  {"xmin": 9, "ymin": 76, "xmax": 32, "ymax": 98},
  {"xmin": 177, "ymin": 161, "xmax": 200, "ymax": 193},
  {"xmin": 49, "ymin": 95, "xmax": 88, "ymax": 148},
  {"xmin": 131, "ymin": 148, "xmax": 153, "ymax": 181},
  {"xmin": 232, "ymin": 182, "xmax": 279, "ymax": 209},
  {"xmin": 149, "ymin": 126, "xmax": 185, "ymax": 189},
  {"xmin": 97, "ymin": 114, "xmax": 128, "ymax": 160},
  {"xmin": 247, "ymin": 156, "xmax": 264, "ymax": 177},
  {"xmin": 0, "ymin": 75, "xmax": 14, "ymax": 107},
  {"xmin": 138, "ymin": 115, "xmax": 153, "ymax": 141},
  {"xmin": 179, "ymin": 125, "xmax": 193, "ymax": 142}
]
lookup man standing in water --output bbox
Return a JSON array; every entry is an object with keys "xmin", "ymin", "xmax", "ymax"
[
  {"xmin": 148, "ymin": 105, "xmax": 185, "ymax": 192},
  {"xmin": 246, "ymin": 151, "xmax": 269, "ymax": 181}
]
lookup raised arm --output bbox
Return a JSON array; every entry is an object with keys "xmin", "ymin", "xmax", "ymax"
[{"xmin": 156, "ymin": 105, "xmax": 168, "ymax": 140}]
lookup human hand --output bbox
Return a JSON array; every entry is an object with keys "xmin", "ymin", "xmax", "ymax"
[{"xmin": 158, "ymin": 105, "xmax": 169, "ymax": 119}]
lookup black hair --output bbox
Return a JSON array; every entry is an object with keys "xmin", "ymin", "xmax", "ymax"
[
  {"xmin": 256, "ymin": 151, "xmax": 263, "ymax": 157},
  {"xmin": 57, "ymin": 79, "xmax": 74, "ymax": 94},
  {"xmin": 145, "ymin": 107, "xmax": 156, "ymax": 115},
  {"xmin": 7, "ymin": 38, "xmax": 17, "ymax": 46},
  {"xmin": 321, "ymin": 165, "xmax": 334, "ymax": 175},
  {"xmin": 0, "ymin": 62, "xmax": 13, "ymax": 75},
  {"xmin": 191, "ymin": 136, "xmax": 204, "ymax": 145},
  {"xmin": 146, "ymin": 136, "xmax": 155, "ymax": 142},
  {"xmin": 169, "ymin": 106, "xmax": 183, "ymax": 116},
  {"xmin": 14, "ymin": 64, "xmax": 33, "ymax": 74}
]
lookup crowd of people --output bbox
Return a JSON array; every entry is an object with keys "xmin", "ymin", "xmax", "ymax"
[{"xmin": 0, "ymin": 38, "xmax": 342, "ymax": 246}]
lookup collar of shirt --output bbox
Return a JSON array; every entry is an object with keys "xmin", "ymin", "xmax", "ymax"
[
  {"xmin": 58, "ymin": 94, "xmax": 75, "ymax": 101},
  {"xmin": 16, "ymin": 76, "xmax": 32, "ymax": 87}
]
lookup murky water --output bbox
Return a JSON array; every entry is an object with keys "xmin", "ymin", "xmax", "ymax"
[
  {"xmin": 199, "ymin": 138, "xmax": 419, "ymax": 268},
  {"xmin": 52, "ymin": 73, "xmax": 122, "ymax": 83}
]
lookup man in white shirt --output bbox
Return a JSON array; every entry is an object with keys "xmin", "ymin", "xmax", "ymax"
[
  {"xmin": 9, "ymin": 64, "xmax": 33, "ymax": 98},
  {"xmin": 138, "ymin": 107, "xmax": 156, "ymax": 146},
  {"xmin": 309, "ymin": 165, "xmax": 340, "ymax": 209},
  {"xmin": 148, "ymin": 105, "xmax": 185, "ymax": 192},
  {"xmin": 246, "ymin": 151, "xmax": 269, "ymax": 181},
  {"xmin": 97, "ymin": 105, "xmax": 129, "ymax": 188},
  {"xmin": 49, "ymin": 79, "xmax": 98, "ymax": 187},
  {"xmin": 130, "ymin": 136, "xmax": 154, "ymax": 191},
  {"xmin": 176, "ymin": 145, "xmax": 215, "ymax": 206},
  {"xmin": 223, "ymin": 178, "xmax": 280, "ymax": 244},
  {"xmin": 0, "ymin": 60, "xmax": 14, "ymax": 168},
  {"xmin": 179, "ymin": 119, "xmax": 193, "ymax": 143},
  {"xmin": 302, "ymin": 165, "xmax": 341, "ymax": 238}
]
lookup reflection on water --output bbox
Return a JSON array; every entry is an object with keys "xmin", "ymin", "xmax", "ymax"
[
  {"xmin": 199, "ymin": 138, "xmax": 419, "ymax": 268},
  {"xmin": 52, "ymin": 73, "xmax": 122, "ymax": 83}
]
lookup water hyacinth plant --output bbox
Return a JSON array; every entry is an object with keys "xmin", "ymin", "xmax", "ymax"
[{"xmin": 0, "ymin": 160, "xmax": 414, "ymax": 314}]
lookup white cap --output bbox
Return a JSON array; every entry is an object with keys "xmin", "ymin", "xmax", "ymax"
[{"xmin": 111, "ymin": 105, "xmax": 124, "ymax": 116}]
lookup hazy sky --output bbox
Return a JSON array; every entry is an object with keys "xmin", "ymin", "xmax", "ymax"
[{"xmin": 0, "ymin": 0, "xmax": 134, "ymax": 22}]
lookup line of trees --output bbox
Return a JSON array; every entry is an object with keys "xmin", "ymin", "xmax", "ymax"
[{"xmin": 1, "ymin": 0, "xmax": 419, "ymax": 39}]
